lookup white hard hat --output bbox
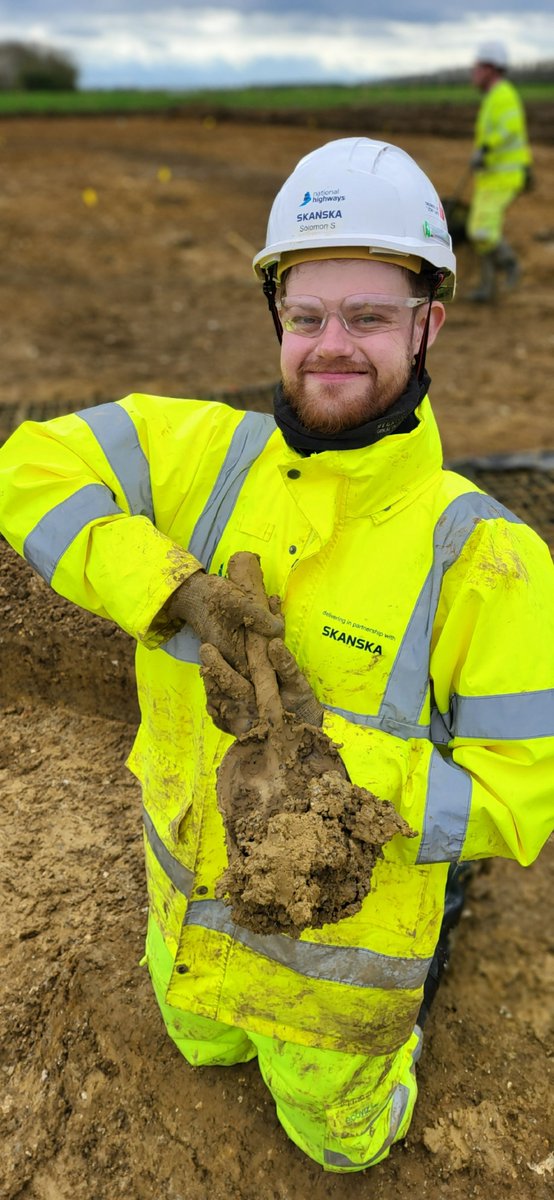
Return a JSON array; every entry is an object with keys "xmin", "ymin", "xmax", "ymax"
[
  {"xmin": 253, "ymin": 137, "xmax": 456, "ymax": 300},
  {"xmin": 475, "ymin": 40, "xmax": 509, "ymax": 69}
]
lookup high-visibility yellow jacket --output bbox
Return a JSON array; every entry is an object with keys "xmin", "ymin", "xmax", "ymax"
[
  {"xmin": 474, "ymin": 79, "xmax": 531, "ymax": 191},
  {"xmin": 1, "ymin": 394, "xmax": 553, "ymax": 1056}
]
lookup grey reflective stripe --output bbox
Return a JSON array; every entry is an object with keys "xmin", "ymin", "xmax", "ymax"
[
  {"xmin": 416, "ymin": 749, "xmax": 472, "ymax": 864},
  {"xmin": 142, "ymin": 807, "xmax": 194, "ymax": 896},
  {"xmin": 161, "ymin": 624, "xmax": 201, "ymax": 664},
  {"xmin": 160, "ymin": 410, "xmax": 274, "ymax": 664},
  {"xmin": 142, "ymin": 812, "xmax": 432, "ymax": 988},
  {"xmin": 324, "ymin": 1081, "xmax": 412, "ymax": 1168},
  {"xmin": 486, "ymin": 160, "xmax": 527, "ymax": 174},
  {"xmin": 412, "ymin": 1022, "xmax": 423, "ymax": 1063},
  {"xmin": 432, "ymin": 689, "xmax": 554, "ymax": 743},
  {"xmin": 77, "ymin": 404, "xmax": 154, "ymax": 522},
  {"xmin": 483, "ymin": 129, "xmax": 526, "ymax": 148},
  {"xmin": 184, "ymin": 899, "xmax": 431, "ymax": 990},
  {"xmin": 321, "ymin": 495, "xmax": 525, "ymax": 862},
  {"xmin": 23, "ymin": 483, "xmax": 122, "ymax": 583},
  {"xmin": 380, "ymin": 491, "xmax": 523, "ymax": 731},
  {"xmin": 430, "ymin": 705, "xmax": 452, "ymax": 745},
  {"xmin": 324, "ymin": 704, "xmax": 429, "ymax": 740},
  {"xmin": 188, "ymin": 410, "xmax": 275, "ymax": 569}
]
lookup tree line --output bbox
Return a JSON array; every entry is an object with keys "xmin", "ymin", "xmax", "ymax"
[{"xmin": 0, "ymin": 42, "xmax": 78, "ymax": 91}]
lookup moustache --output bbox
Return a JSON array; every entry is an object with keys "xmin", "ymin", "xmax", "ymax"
[{"xmin": 301, "ymin": 363, "xmax": 370, "ymax": 375}]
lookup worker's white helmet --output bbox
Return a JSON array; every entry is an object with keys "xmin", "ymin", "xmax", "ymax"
[
  {"xmin": 253, "ymin": 137, "xmax": 456, "ymax": 300},
  {"xmin": 475, "ymin": 40, "xmax": 509, "ymax": 69}
]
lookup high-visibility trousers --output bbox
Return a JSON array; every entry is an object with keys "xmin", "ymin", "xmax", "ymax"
[
  {"xmin": 144, "ymin": 916, "xmax": 422, "ymax": 1172},
  {"xmin": 467, "ymin": 180, "xmax": 521, "ymax": 251}
]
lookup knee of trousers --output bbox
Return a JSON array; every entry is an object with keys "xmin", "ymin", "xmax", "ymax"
[{"xmin": 252, "ymin": 1025, "xmax": 423, "ymax": 1173}]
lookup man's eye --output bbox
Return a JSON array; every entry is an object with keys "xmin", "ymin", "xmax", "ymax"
[
  {"xmin": 290, "ymin": 313, "xmax": 320, "ymax": 329},
  {"xmin": 350, "ymin": 312, "xmax": 379, "ymax": 328},
  {"xmin": 349, "ymin": 310, "xmax": 394, "ymax": 330}
]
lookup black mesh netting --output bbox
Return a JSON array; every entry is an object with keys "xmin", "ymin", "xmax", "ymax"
[{"xmin": 451, "ymin": 452, "xmax": 554, "ymax": 550}]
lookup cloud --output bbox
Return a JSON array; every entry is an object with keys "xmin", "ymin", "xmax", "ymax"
[
  {"xmin": 3, "ymin": 0, "xmax": 554, "ymax": 18},
  {"xmin": 0, "ymin": 3, "xmax": 552, "ymax": 88}
]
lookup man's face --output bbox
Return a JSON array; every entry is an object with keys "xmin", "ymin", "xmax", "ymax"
[
  {"xmin": 472, "ymin": 62, "xmax": 494, "ymax": 91},
  {"xmin": 279, "ymin": 259, "xmax": 444, "ymax": 435}
]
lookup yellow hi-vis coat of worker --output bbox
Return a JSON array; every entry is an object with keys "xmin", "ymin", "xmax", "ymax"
[
  {"xmin": 473, "ymin": 78, "xmax": 531, "ymax": 189},
  {"xmin": 468, "ymin": 78, "xmax": 532, "ymax": 250},
  {"xmin": 0, "ymin": 393, "xmax": 553, "ymax": 1170}
]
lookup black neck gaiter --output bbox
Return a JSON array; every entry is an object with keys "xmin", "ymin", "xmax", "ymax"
[{"xmin": 273, "ymin": 369, "xmax": 431, "ymax": 455}]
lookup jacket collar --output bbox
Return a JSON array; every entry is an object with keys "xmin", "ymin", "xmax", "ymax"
[{"xmin": 275, "ymin": 395, "xmax": 444, "ymax": 520}]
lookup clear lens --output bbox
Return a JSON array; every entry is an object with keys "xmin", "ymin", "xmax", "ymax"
[{"xmin": 278, "ymin": 293, "xmax": 427, "ymax": 337}]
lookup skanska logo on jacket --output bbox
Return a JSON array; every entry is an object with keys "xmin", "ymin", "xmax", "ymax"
[{"xmin": 323, "ymin": 625, "xmax": 382, "ymax": 655}]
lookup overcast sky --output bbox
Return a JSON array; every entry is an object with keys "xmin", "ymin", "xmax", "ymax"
[{"xmin": 1, "ymin": 1, "xmax": 553, "ymax": 89}]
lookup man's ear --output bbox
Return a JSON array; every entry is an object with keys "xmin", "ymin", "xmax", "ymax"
[
  {"xmin": 413, "ymin": 300, "xmax": 446, "ymax": 355},
  {"xmin": 424, "ymin": 301, "xmax": 446, "ymax": 349}
]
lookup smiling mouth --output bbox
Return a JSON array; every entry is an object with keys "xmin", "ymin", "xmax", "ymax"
[{"xmin": 304, "ymin": 366, "xmax": 368, "ymax": 375}]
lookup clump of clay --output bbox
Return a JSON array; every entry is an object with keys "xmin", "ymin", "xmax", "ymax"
[
  {"xmin": 218, "ymin": 764, "xmax": 413, "ymax": 937},
  {"xmin": 211, "ymin": 552, "xmax": 415, "ymax": 938}
]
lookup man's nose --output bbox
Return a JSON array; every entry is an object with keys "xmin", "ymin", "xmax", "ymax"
[{"xmin": 313, "ymin": 313, "xmax": 354, "ymax": 354}]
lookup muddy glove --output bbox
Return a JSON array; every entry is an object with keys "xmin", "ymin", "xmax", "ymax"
[
  {"xmin": 199, "ymin": 643, "xmax": 259, "ymax": 737},
  {"xmin": 267, "ymin": 637, "xmax": 323, "ymax": 727},
  {"xmin": 166, "ymin": 569, "xmax": 283, "ymax": 673},
  {"xmin": 200, "ymin": 637, "xmax": 323, "ymax": 734}
]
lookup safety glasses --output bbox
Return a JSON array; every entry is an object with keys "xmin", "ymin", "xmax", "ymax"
[{"xmin": 277, "ymin": 293, "xmax": 427, "ymax": 338}]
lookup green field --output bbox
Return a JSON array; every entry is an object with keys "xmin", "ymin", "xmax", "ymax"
[{"xmin": 0, "ymin": 80, "xmax": 553, "ymax": 116}]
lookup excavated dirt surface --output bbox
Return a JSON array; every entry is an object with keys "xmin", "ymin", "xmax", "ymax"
[{"xmin": 0, "ymin": 113, "xmax": 553, "ymax": 1198}]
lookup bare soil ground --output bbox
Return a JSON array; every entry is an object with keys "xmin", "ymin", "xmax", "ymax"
[{"xmin": 0, "ymin": 114, "xmax": 553, "ymax": 1199}]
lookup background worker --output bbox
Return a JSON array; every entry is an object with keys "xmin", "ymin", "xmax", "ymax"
[
  {"xmin": 0, "ymin": 137, "xmax": 553, "ymax": 1174},
  {"xmin": 466, "ymin": 39, "xmax": 533, "ymax": 302}
]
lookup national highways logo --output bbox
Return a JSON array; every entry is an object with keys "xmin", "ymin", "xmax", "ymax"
[
  {"xmin": 296, "ymin": 187, "xmax": 345, "ymax": 224},
  {"xmin": 298, "ymin": 188, "xmax": 345, "ymax": 208}
]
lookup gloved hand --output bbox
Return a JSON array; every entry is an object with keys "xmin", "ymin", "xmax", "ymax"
[
  {"xmin": 470, "ymin": 146, "xmax": 487, "ymax": 170},
  {"xmin": 199, "ymin": 636, "xmax": 323, "ymax": 736},
  {"xmin": 199, "ymin": 643, "xmax": 259, "ymax": 737},
  {"xmin": 267, "ymin": 637, "xmax": 323, "ymax": 727},
  {"xmin": 166, "ymin": 569, "xmax": 284, "ymax": 673}
]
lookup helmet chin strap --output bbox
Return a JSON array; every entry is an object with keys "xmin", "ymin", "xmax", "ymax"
[
  {"xmin": 414, "ymin": 300, "xmax": 432, "ymax": 382},
  {"xmin": 414, "ymin": 271, "xmax": 446, "ymax": 381},
  {"xmin": 262, "ymin": 268, "xmax": 283, "ymax": 344}
]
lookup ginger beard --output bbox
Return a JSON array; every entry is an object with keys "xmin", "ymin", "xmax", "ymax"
[{"xmin": 281, "ymin": 335, "xmax": 416, "ymax": 434}]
